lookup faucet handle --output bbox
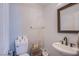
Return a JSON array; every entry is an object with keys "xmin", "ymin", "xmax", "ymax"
[
  {"xmin": 61, "ymin": 41, "xmax": 64, "ymax": 44},
  {"xmin": 70, "ymin": 43, "xmax": 76, "ymax": 47},
  {"xmin": 60, "ymin": 40, "xmax": 64, "ymax": 44},
  {"xmin": 70, "ymin": 43, "xmax": 73, "ymax": 47}
]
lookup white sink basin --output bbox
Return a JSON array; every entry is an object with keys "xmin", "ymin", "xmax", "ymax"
[{"xmin": 52, "ymin": 42, "xmax": 79, "ymax": 55}]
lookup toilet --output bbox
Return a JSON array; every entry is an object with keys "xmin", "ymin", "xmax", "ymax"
[{"xmin": 15, "ymin": 35, "xmax": 30, "ymax": 56}]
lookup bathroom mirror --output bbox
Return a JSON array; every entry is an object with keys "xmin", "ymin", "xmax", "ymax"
[{"xmin": 58, "ymin": 3, "xmax": 79, "ymax": 33}]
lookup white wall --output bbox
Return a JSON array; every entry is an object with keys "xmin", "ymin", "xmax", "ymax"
[
  {"xmin": 2, "ymin": 3, "xmax": 78, "ymax": 56},
  {"xmin": 9, "ymin": 3, "xmax": 79, "ymax": 56},
  {"xmin": 9, "ymin": 4, "xmax": 45, "ymax": 52},
  {"xmin": 0, "ymin": 4, "xmax": 9, "ymax": 55}
]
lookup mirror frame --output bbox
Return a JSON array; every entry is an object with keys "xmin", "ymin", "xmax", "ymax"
[{"xmin": 57, "ymin": 3, "xmax": 79, "ymax": 33}]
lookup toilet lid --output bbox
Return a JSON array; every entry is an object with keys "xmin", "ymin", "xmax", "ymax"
[{"xmin": 20, "ymin": 53, "xmax": 29, "ymax": 56}]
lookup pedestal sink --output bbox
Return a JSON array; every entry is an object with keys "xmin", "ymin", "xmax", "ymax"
[{"xmin": 52, "ymin": 42, "xmax": 79, "ymax": 56}]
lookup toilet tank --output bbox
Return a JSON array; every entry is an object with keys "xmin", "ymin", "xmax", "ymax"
[{"xmin": 15, "ymin": 35, "xmax": 28, "ymax": 55}]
